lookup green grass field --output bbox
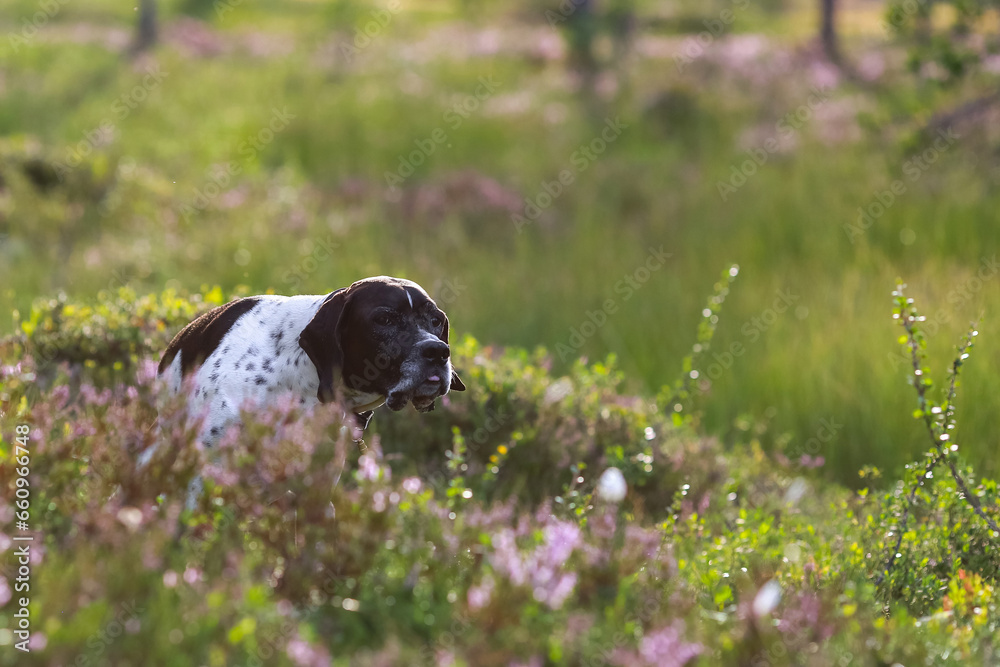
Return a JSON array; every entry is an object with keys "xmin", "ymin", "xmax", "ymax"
[
  {"xmin": 5, "ymin": 1, "xmax": 1000, "ymax": 664},
  {"xmin": 2, "ymin": 0, "xmax": 999, "ymax": 486}
]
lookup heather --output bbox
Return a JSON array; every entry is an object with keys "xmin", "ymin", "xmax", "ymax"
[
  {"xmin": 2, "ymin": 285, "xmax": 1000, "ymax": 664},
  {"xmin": 2, "ymin": 0, "xmax": 1000, "ymax": 483},
  {"xmin": 4, "ymin": 0, "xmax": 1000, "ymax": 663}
]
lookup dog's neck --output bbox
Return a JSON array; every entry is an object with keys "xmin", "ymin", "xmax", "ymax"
[{"xmin": 342, "ymin": 387, "xmax": 386, "ymax": 413}]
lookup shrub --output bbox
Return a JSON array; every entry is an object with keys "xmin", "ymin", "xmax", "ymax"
[{"xmin": 2, "ymin": 277, "xmax": 1000, "ymax": 665}]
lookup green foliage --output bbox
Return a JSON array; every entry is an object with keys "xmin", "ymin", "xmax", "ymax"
[
  {"xmin": 887, "ymin": 0, "xmax": 1000, "ymax": 83},
  {"xmin": 657, "ymin": 264, "xmax": 739, "ymax": 429},
  {"xmin": 11, "ymin": 286, "xmax": 231, "ymax": 387},
  {"xmin": 4, "ymin": 2, "xmax": 1000, "ymax": 485},
  {"xmin": 1, "ymin": 284, "xmax": 1000, "ymax": 664},
  {"xmin": 4, "ymin": 1, "xmax": 1000, "ymax": 662},
  {"xmin": 864, "ymin": 283, "xmax": 1000, "ymax": 641}
]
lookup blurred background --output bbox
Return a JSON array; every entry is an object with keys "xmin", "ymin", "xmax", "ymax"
[{"xmin": 2, "ymin": 0, "xmax": 999, "ymax": 485}]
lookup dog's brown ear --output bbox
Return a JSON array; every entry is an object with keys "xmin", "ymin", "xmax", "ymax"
[
  {"xmin": 440, "ymin": 311, "xmax": 466, "ymax": 391},
  {"xmin": 439, "ymin": 311, "xmax": 451, "ymax": 345},
  {"xmin": 299, "ymin": 289, "xmax": 350, "ymax": 404}
]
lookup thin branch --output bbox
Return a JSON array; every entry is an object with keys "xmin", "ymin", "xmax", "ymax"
[
  {"xmin": 901, "ymin": 317, "xmax": 999, "ymax": 536},
  {"xmin": 925, "ymin": 91, "xmax": 1000, "ymax": 135},
  {"xmin": 878, "ymin": 294, "xmax": 999, "ymax": 592},
  {"xmin": 875, "ymin": 450, "xmax": 945, "ymax": 588}
]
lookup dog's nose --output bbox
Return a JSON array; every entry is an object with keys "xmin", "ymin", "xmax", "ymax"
[{"xmin": 419, "ymin": 339, "xmax": 450, "ymax": 362}]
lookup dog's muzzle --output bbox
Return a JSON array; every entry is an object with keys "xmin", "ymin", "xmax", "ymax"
[{"xmin": 385, "ymin": 338, "xmax": 452, "ymax": 412}]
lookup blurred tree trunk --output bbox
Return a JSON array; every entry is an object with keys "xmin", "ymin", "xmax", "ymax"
[
  {"xmin": 133, "ymin": 0, "xmax": 158, "ymax": 55},
  {"xmin": 820, "ymin": 0, "xmax": 839, "ymax": 64},
  {"xmin": 565, "ymin": 0, "xmax": 598, "ymax": 81}
]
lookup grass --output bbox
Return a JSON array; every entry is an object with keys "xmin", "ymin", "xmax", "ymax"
[
  {"xmin": 3, "ymin": 0, "xmax": 1000, "ymax": 657},
  {"xmin": 1, "ymin": 285, "xmax": 998, "ymax": 664},
  {"xmin": 2, "ymin": 0, "xmax": 1000, "ymax": 490}
]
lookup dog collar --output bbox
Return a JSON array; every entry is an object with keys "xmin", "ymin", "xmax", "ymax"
[{"xmin": 353, "ymin": 395, "xmax": 386, "ymax": 413}]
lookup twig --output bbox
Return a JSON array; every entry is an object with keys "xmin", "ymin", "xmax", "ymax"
[
  {"xmin": 875, "ymin": 449, "xmax": 944, "ymax": 588},
  {"xmin": 925, "ymin": 91, "xmax": 1000, "ymax": 135},
  {"xmin": 900, "ymin": 316, "xmax": 999, "ymax": 535},
  {"xmin": 878, "ymin": 290, "xmax": 999, "ymax": 591}
]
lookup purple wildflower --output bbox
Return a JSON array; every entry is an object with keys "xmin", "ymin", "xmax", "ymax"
[
  {"xmin": 489, "ymin": 519, "xmax": 581, "ymax": 609},
  {"xmin": 468, "ymin": 575, "xmax": 494, "ymax": 610},
  {"xmin": 617, "ymin": 623, "xmax": 703, "ymax": 667},
  {"xmin": 287, "ymin": 636, "xmax": 332, "ymax": 667}
]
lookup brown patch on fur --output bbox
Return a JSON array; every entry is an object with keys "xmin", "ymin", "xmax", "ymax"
[{"xmin": 158, "ymin": 297, "xmax": 262, "ymax": 376}]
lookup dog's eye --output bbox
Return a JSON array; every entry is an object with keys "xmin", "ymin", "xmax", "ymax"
[
  {"xmin": 374, "ymin": 312, "xmax": 393, "ymax": 326},
  {"xmin": 430, "ymin": 315, "xmax": 443, "ymax": 329}
]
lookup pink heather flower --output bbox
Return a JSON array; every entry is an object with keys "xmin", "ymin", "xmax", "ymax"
[
  {"xmin": 490, "ymin": 530, "xmax": 527, "ymax": 585},
  {"xmin": 564, "ymin": 612, "xmax": 594, "ymax": 641},
  {"xmin": 509, "ymin": 657, "xmax": 542, "ymax": 667},
  {"xmin": 638, "ymin": 624, "xmax": 702, "ymax": 667},
  {"xmin": 72, "ymin": 421, "xmax": 98, "ymax": 438},
  {"xmin": 137, "ymin": 359, "xmax": 159, "ymax": 385},
  {"xmin": 777, "ymin": 591, "xmax": 832, "ymax": 641},
  {"xmin": 490, "ymin": 519, "xmax": 580, "ymax": 609},
  {"xmin": 467, "ymin": 576, "xmax": 494, "ymax": 610},
  {"xmin": 697, "ymin": 492, "xmax": 711, "ymax": 514},
  {"xmin": 543, "ymin": 521, "xmax": 581, "ymax": 565},
  {"xmin": 163, "ymin": 571, "xmax": 178, "ymax": 588},
  {"xmin": 79, "ymin": 383, "xmax": 112, "ymax": 406},
  {"xmin": 287, "ymin": 637, "xmax": 332, "ymax": 667},
  {"xmin": 51, "ymin": 384, "xmax": 71, "ymax": 409},
  {"xmin": 0, "ymin": 576, "xmax": 11, "ymax": 606},
  {"xmin": 402, "ymin": 477, "xmax": 422, "ymax": 494},
  {"xmin": 589, "ymin": 510, "xmax": 617, "ymax": 541},
  {"xmin": 183, "ymin": 567, "xmax": 201, "ymax": 584},
  {"xmin": 203, "ymin": 463, "xmax": 239, "ymax": 487},
  {"xmin": 625, "ymin": 525, "xmax": 662, "ymax": 561},
  {"xmin": 543, "ymin": 572, "xmax": 577, "ymax": 609},
  {"xmin": 799, "ymin": 455, "xmax": 825, "ymax": 469},
  {"xmin": 28, "ymin": 632, "xmax": 47, "ymax": 651},
  {"xmin": 356, "ymin": 453, "xmax": 386, "ymax": 482}
]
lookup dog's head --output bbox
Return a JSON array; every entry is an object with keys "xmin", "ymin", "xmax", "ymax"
[{"xmin": 298, "ymin": 276, "xmax": 466, "ymax": 413}]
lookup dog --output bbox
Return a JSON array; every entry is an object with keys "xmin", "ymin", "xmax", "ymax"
[{"xmin": 154, "ymin": 275, "xmax": 465, "ymax": 451}]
